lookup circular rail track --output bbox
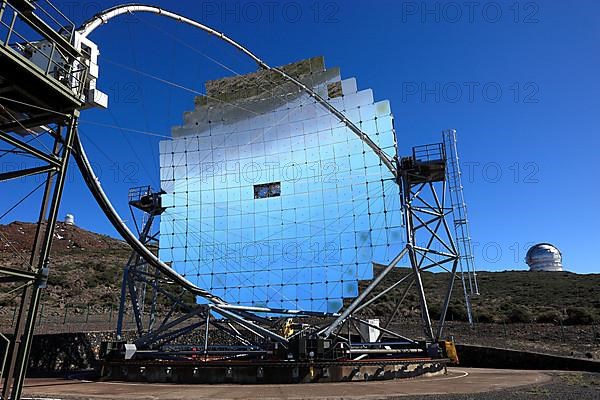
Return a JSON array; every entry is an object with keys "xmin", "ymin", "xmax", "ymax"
[{"xmin": 22, "ymin": 368, "xmax": 552, "ymax": 399}]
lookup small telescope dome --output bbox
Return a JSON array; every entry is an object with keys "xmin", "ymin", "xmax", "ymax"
[{"xmin": 65, "ymin": 214, "xmax": 75, "ymax": 226}]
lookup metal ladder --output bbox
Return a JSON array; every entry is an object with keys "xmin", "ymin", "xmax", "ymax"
[{"xmin": 443, "ymin": 129, "xmax": 479, "ymax": 324}]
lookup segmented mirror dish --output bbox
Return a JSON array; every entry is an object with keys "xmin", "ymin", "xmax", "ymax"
[{"xmin": 159, "ymin": 57, "xmax": 404, "ymax": 313}]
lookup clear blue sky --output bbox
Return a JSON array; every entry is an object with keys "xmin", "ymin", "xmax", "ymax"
[{"xmin": 3, "ymin": 0, "xmax": 599, "ymax": 273}]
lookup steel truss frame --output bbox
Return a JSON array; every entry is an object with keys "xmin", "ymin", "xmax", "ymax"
[
  {"xmin": 321, "ymin": 143, "xmax": 462, "ymax": 344},
  {"xmin": 0, "ymin": 1, "xmax": 86, "ymax": 396},
  {"xmin": 0, "ymin": 113, "xmax": 79, "ymax": 400}
]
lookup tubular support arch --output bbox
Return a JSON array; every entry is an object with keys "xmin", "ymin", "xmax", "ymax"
[
  {"xmin": 77, "ymin": 3, "xmax": 398, "ymax": 177},
  {"xmin": 72, "ymin": 132, "xmax": 226, "ymax": 304}
]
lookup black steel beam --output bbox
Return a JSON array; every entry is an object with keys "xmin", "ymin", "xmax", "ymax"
[
  {"xmin": 2, "ymin": 114, "xmax": 78, "ymax": 400},
  {"xmin": 0, "ymin": 164, "xmax": 55, "ymax": 182},
  {"xmin": 0, "ymin": 112, "xmax": 61, "ymax": 132},
  {"xmin": 135, "ymin": 308, "xmax": 206, "ymax": 348},
  {"xmin": 0, "ymin": 130, "xmax": 60, "ymax": 167},
  {"xmin": 0, "ymin": 266, "xmax": 37, "ymax": 281}
]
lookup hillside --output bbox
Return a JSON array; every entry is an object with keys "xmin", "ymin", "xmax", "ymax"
[
  {"xmin": 1, "ymin": 221, "xmax": 599, "ymax": 323},
  {"xmin": 364, "ymin": 267, "xmax": 600, "ymax": 324},
  {"xmin": 0, "ymin": 221, "xmax": 130, "ymax": 308}
]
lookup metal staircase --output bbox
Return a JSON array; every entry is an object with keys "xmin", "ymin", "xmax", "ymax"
[{"xmin": 443, "ymin": 129, "xmax": 479, "ymax": 324}]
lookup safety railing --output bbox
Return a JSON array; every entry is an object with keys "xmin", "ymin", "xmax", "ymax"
[
  {"xmin": 29, "ymin": 0, "xmax": 76, "ymax": 43},
  {"xmin": 128, "ymin": 186, "xmax": 153, "ymax": 203},
  {"xmin": 0, "ymin": 303, "xmax": 190, "ymax": 335},
  {"xmin": 0, "ymin": 0, "xmax": 87, "ymax": 97},
  {"xmin": 412, "ymin": 142, "xmax": 446, "ymax": 164}
]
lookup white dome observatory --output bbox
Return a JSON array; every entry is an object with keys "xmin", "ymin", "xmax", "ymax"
[
  {"xmin": 525, "ymin": 243, "xmax": 563, "ymax": 272},
  {"xmin": 64, "ymin": 214, "xmax": 75, "ymax": 226}
]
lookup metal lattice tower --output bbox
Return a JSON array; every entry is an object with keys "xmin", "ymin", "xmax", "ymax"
[
  {"xmin": 443, "ymin": 129, "xmax": 479, "ymax": 324},
  {"xmin": 116, "ymin": 186, "xmax": 163, "ymax": 339},
  {"xmin": 0, "ymin": 0, "xmax": 97, "ymax": 396}
]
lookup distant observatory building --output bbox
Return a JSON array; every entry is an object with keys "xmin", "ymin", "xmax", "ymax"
[
  {"xmin": 64, "ymin": 214, "xmax": 75, "ymax": 226},
  {"xmin": 525, "ymin": 243, "xmax": 563, "ymax": 271}
]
